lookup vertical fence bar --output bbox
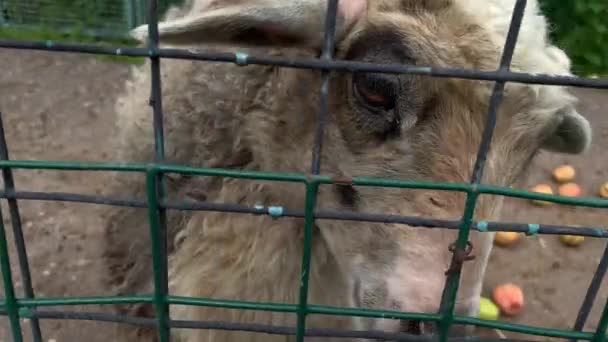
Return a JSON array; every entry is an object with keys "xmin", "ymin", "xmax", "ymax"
[
  {"xmin": 0, "ymin": 208, "xmax": 23, "ymax": 342},
  {"xmin": 146, "ymin": 169, "xmax": 170, "ymax": 342},
  {"xmin": 146, "ymin": 0, "xmax": 170, "ymax": 340},
  {"xmin": 571, "ymin": 241, "xmax": 608, "ymax": 341},
  {"xmin": 437, "ymin": 190, "xmax": 478, "ymax": 340},
  {"xmin": 310, "ymin": 0, "xmax": 339, "ymax": 175},
  {"xmin": 591, "ymin": 299, "xmax": 608, "ymax": 342},
  {"xmin": 0, "ymin": 112, "xmax": 42, "ymax": 342},
  {"xmin": 147, "ymin": 0, "xmax": 166, "ymax": 162},
  {"xmin": 295, "ymin": 1, "xmax": 340, "ymax": 341},
  {"xmin": 296, "ymin": 181, "xmax": 320, "ymax": 342},
  {"xmin": 437, "ymin": 1, "xmax": 527, "ymax": 341}
]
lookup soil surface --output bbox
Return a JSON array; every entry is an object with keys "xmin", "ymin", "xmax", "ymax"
[{"xmin": 0, "ymin": 48, "xmax": 606, "ymax": 342}]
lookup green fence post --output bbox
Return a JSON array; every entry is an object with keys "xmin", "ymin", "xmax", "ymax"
[
  {"xmin": 145, "ymin": 168, "xmax": 170, "ymax": 342},
  {"xmin": 592, "ymin": 300, "xmax": 608, "ymax": 342},
  {"xmin": 0, "ymin": 208, "xmax": 24, "ymax": 342},
  {"xmin": 295, "ymin": 181, "xmax": 320, "ymax": 342}
]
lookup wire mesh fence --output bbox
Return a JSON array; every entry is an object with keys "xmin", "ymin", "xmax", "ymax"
[
  {"xmin": 0, "ymin": 0, "xmax": 607, "ymax": 342},
  {"xmin": 0, "ymin": 0, "xmax": 182, "ymax": 37}
]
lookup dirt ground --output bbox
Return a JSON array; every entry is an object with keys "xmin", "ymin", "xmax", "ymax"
[{"xmin": 0, "ymin": 48, "xmax": 606, "ymax": 342}]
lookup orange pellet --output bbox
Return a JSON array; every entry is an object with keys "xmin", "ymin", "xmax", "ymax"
[
  {"xmin": 558, "ymin": 183, "xmax": 582, "ymax": 197},
  {"xmin": 560, "ymin": 234, "xmax": 585, "ymax": 247},
  {"xmin": 530, "ymin": 184, "xmax": 554, "ymax": 206},
  {"xmin": 599, "ymin": 182, "xmax": 608, "ymax": 198},
  {"xmin": 494, "ymin": 232, "xmax": 522, "ymax": 247},
  {"xmin": 492, "ymin": 283, "xmax": 524, "ymax": 316},
  {"xmin": 552, "ymin": 165, "xmax": 576, "ymax": 183}
]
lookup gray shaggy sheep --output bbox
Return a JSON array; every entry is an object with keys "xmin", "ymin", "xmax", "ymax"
[{"xmin": 101, "ymin": 0, "xmax": 592, "ymax": 341}]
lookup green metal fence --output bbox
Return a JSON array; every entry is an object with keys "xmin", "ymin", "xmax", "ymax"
[
  {"xmin": 0, "ymin": 0, "xmax": 607, "ymax": 341},
  {"xmin": 0, "ymin": 0, "xmax": 182, "ymax": 37}
]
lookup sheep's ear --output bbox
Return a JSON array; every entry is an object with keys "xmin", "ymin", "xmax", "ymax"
[
  {"xmin": 131, "ymin": 0, "xmax": 367, "ymax": 49},
  {"xmin": 541, "ymin": 108, "xmax": 592, "ymax": 154}
]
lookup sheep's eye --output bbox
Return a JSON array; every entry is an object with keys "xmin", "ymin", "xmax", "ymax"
[{"xmin": 353, "ymin": 73, "xmax": 397, "ymax": 111}]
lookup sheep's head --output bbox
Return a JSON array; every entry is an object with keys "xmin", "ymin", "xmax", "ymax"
[{"xmin": 133, "ymin": 0, "xmax": 592, "ymax": 337}]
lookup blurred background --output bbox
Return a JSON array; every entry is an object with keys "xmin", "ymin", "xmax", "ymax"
[{"xmin": 0, "ymin": 0, "xmax": 607, "ymax": 76}]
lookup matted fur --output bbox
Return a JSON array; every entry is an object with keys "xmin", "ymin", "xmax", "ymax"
[{"xmin": 101, "ymin": 1, "xmax": 592, "ymax": 341}]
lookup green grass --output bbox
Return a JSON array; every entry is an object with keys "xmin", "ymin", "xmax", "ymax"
[
  {"xmin": 0, "ymin": 25, "xmax": 145, "ymax": 65},
  {"xmin": 541, "ymin": 0, "xmax": 608, "ymax": 77}
]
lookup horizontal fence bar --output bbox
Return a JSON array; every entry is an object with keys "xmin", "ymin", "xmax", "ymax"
[
  {"xmin": 0, "ymin": 160, "xmax": 148, "ymax": 172},
  {"xmin": 477, "ymin": 185, "xmax": 608, "ymax": 208},
  {"xmin": 0, "ymin": 190, "xmax": 606, "ymax": 238},
  {"xmin": 0, "ymin": 190, "xmax": 148, "ymax": 208},
  {"xmin": 0, "ymin": 308, "xmax": 541, "ymax": 342},
  {"xmin": 169, "ymin": 296, "xmax": 297, "ymax": 313},
  {"xmin": 453, "ymin": 317, "xmax": 594, "ymax": 341},
  {"xmin": 0, "ymin": 40, "xmax": 607, "ymax": 89},
  {"xmin": 18, "ymin": 295, "xmax": 153, "ymax": 307},
  {"xmin": 1, "ymin": 160, "xmax": 608, "ymax": 209},
  {"xmin": 0, "ymin": 160, "xmax": 309, "ymax": 183},
  {"xmin": 0, "ymin": 295, "xmax": 599, "ymax": 340},
  {"xmin": 9, "ymin": 296, "xmax": 298, "ymax": 315},
  {"xmin": 0, "ymin": 306, "xmax": 594, "ymax": 341},
  {"xmin": 307, "ymin": 305, "xmax": 441, "ymax": 322}
]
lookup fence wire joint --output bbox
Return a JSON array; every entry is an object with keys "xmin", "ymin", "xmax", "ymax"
[{"xmin": 445, "ymin": 241, "xmax": 475, "ymax": 276}]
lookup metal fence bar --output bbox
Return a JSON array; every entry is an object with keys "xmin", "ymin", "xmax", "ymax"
[
  {"xmin": 310, "ymin": 0, "xmax": 339, "ymax": 175},
  {"xmin": 437, "ymin": 1, "xmax": 528, "ymax": 341},
  {"xmin": 296, "ymin": 181, "xmax": 320, "ymax": 342},
  {"xmin": 1, "ymin": 293, "xmax": 601, "ymax": 341},
  {"xmin": 1, "ymin": 306, "xmax": 596, "ymax": 342},
  {"xmin": 1, "ymin": 40, "xmax": 607, "ymax": 89},
  {"xmin": 145, "ymin": 0, "xmax": 171, "ymax": 340},
  {"xmin": 0, "ymin": 112, "xmax": 42, "ymax": 341},
  {"xmin": 17, "ymin": 295, "xmax": 154, "ymax": 307},
  {"xmin": 0, "ymin": 160, "xmax": 607, "ymax": 206},
  {"xmin": 4, "ymin": 291, "xmax": 606, "ymax": 339},
  {"xmin": 1, "ymin": 159, "xmax": 608, "ymax": 204},
  {"xmin": 591, "ymin": 299, "xmax": 608, "ymax": 342},
  {"xmin": 4, "ymin": 307, "xmax": 564, "ymax": 342},
  {"xmin": 0, "ymin": 208, "xmax": 23, "ymax": 341},
  {"xmin": 1, "ymin": 187, "xmax": 604, "ymax": 238},
  {"xmin": 295, "ymin": 0, "xmax": 340, "ymax": 340},
  {"xmin": 145, "ymin": 169, "xmax": 170, "ymax": 342},
  {"xmin": 0, "ymin": 191, "xmax": 605, "ymax": 238},
  {"xmin": 571, "ymin": 241, "xmax": 608, "ymax": 341}
]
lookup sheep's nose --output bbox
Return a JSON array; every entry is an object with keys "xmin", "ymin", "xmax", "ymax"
[
  {"xmin": 397, "ymin": 320, "xmax": 474, "ymax": 338},
  {"xmin": 398, "ymin": 320, "xmax": 434, "ymax": 336},
  {"xmin": 399, "ymin": 319, "xmax": 425, "ymax": 335}
]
